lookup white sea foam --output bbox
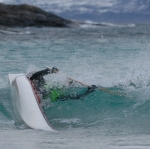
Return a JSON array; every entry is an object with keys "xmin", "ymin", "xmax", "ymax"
[{"xmin": 79, "ymin": 20, "xmax": 136, "ymax": 28}]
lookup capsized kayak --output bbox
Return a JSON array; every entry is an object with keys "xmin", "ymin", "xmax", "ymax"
[{"xmin": 8, "ymin": 73, "xmax": 55, "ymax": 131}]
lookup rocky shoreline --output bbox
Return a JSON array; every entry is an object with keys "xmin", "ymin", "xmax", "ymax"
[{"xmin": 0, "ymin": 3, "xmax": 76, "ymax": 27}]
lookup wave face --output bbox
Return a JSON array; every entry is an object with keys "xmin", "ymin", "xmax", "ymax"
[
  {"xmin": 1, "ymin": 24, "xmax": 150, "ymax": 144},
  {"xmin": 42, "ymin": 81, "xmax": 150, "ymax": 135}
]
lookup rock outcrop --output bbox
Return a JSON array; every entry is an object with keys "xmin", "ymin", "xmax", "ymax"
[{"xmin": 0, "ymin": 3, "xmax": 74, "ymax": 27}]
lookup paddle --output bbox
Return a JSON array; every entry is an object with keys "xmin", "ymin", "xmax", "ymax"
[{"xmin": 46, "ymin": 66, "xmax": 125, "ymax": 96}]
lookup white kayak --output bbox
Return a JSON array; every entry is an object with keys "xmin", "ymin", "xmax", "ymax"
[{"xmin": 8, "ymin": 73, "xmax": 55, "ymax": 131}]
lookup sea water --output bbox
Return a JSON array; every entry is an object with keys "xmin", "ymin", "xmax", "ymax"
[{"xmin": 1, "ymin": 24, "xmax": 150, "ymax": 148}]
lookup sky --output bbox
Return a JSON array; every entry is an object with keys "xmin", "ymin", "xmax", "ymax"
[{"xmin": 1, "ymin": 0, "xmax": 150, "ymax": 23}]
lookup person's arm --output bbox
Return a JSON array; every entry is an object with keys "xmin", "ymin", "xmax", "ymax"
[
  {"xmin": 58, "ymin": 85, "xmax": 97, "ymax": 101},
  {"xmin": 30, "ymin": 67, "xmax": 58, "ymax": 80}
]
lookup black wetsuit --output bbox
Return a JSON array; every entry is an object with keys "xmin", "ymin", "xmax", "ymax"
[
  {"xmin": 57, "ymin": 85, "xmax": 97, "ymax": 101},
  {"xmin": 30, "ymin": 68, "xmax": 97, "ymax": 101},
  {"xmin": 30, "ymin": 68, "xmax": 54, "ymax": 81}
]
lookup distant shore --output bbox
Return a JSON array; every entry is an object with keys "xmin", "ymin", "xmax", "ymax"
[{"xmin": 0, "ymin": 3, "xmax": 77, "ymax": 27}]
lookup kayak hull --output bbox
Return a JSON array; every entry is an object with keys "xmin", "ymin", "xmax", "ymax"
[{"xmin": 8, "ymin": 73, "xmax": 54, "ymax": 131}]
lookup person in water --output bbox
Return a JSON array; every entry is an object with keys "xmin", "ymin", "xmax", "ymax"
[{"xmin": 29, "ymin": 67, "xmax": 97, "ymax": 101}]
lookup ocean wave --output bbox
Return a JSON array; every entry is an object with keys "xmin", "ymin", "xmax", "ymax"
[
  {"xmin": 44, "ymin": 88, "xmax": 150, "ymax": 131},
  {"xmin": 0, "ymin": 28, "xmax": 33, "ymax": 35},
  {"xmin": 79, "ymin": 20, "xmax": 136, "ymax": 28}
]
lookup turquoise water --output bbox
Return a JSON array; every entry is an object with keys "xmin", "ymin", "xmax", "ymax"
[{"xmin": 1, "ymin": 25, "xmax": 150, "ymax": 148}]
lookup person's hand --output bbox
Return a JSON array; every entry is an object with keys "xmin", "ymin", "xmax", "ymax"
[
  {"xmin": 51, "ymin": 67, "xmax": 59, "ymax": 73},
  {"xmin": 88, "ymin": 85, "xmax": 97, "ymax": 91}
]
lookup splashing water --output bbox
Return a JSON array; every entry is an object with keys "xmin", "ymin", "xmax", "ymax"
[{"xmin": 1, "ymin": 25, "xmax": 150, "ymax": 148}]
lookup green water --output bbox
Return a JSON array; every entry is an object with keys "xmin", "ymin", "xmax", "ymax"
[{"xmin": 1, "ymin": 25, "xmax": 150, "ymax": 148}]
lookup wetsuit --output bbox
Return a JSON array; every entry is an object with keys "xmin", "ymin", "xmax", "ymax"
[
  {"xmin": 30, "ymin": 67, "xmax": 58, "ymax": 81},
  {"xmin": 30, "ymin": 67, "xmax": 97, "ymax": 101}
]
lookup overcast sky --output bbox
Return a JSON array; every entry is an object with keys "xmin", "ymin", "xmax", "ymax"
[{"xmin": 1, "ymin": 0, "xmax": 150, "ymax": 23}]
